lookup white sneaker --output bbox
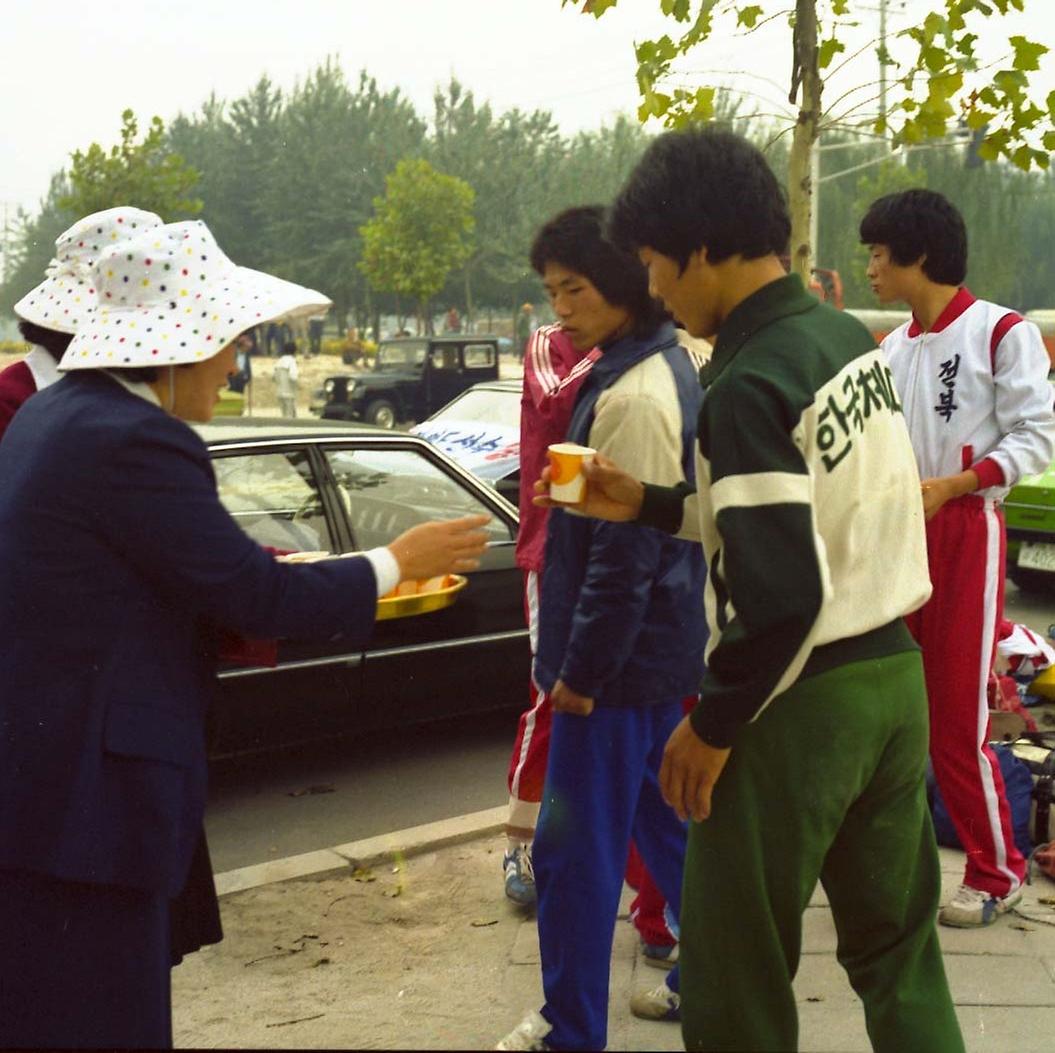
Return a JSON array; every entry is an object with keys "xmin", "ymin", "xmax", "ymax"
[
  {"xmin": 495, "ymin": 1010, "xmax": 552, "ymax": 1051},
  {"xmin": 629, "ymin": 981, "xmax": 681, "ymax": 1021},
  {"xmin": 503, "ymin": 843, "xmax": 537, "ymax": 907},
  {"xmin": 938, "ymin": 882, "xmax": 1024, "ymax": 928}
]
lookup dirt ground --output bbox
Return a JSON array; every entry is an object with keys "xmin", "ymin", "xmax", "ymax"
[{"xmin": 170, "ymin": 835, "xmax": 556, "ymax": 1051}]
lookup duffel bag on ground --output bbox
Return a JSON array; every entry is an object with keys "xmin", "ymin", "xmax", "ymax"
[
  {"xmin": 929, "ymin": 743, "xmax": 1036, "ymax": 858},
  {"xmin": 1010, "ymin": 732, "xmax": 1055, "ymax": 846}
]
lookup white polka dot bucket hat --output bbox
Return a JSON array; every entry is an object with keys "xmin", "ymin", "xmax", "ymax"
[
  {"xmin": 14, "ymin": 207, "xmax": 163, "ymax": 334},
  {"xmin": 61, "ymin": 220, "xmax": 331, "ymax": 370}
]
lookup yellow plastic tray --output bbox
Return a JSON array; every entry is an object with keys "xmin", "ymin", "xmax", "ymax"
[
  {"xmin": 275, "ymin": 552, "xmax": 468, "ymax": 621},
  {"xmin": 375, "ymin": 575, "xmax": 468, "ymax": 621}
]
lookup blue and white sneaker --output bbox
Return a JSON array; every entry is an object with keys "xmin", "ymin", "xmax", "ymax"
[
  {"xmin": 503, "ymin": 843, "xmax": 536, "ymax": 907},
  {"xmin": 938, "ymin": 882, "xmax": 1023, "ymax": 928}
]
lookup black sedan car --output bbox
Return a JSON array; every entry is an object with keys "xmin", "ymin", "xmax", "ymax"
[{"xmin": 196, "ymin": 417, "xmax": 529, "ymax": 758}]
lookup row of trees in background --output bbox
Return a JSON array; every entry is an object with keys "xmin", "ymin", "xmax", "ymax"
[
  {"xmin": 2, "ymin": 55, "xmax": 1054, "ymax": 338},
  {"xmin": 0, "ymin": 64, "xmax": 655, "ymax": 337}
]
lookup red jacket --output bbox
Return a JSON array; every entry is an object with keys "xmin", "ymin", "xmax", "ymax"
[{"xmin": 515, "ymin": 325, "xmax": 601, "ymax": 571}]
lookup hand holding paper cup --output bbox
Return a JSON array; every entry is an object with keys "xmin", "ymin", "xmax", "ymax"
[{"xmin": 547, "ymin": 443, "xmax": 596, "ymax": 503}]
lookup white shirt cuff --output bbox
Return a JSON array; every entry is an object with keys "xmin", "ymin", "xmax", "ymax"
[{"xmin": 364, "ymin": 546, "xmax": 401, "ymax": 597}]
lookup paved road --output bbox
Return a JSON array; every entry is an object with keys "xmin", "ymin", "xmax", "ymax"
[
  {"xmin": 205, "ymin": 581, "xmax": 1053, "ymax": 873},
  {"xmin": 205, "ymin": 708, "xmax": 518, "ymax": 873}
]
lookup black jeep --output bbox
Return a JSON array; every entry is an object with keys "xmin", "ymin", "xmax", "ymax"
[{"xmin": 315, "ymin": 336, "xmax": 501, "ymax": 428}]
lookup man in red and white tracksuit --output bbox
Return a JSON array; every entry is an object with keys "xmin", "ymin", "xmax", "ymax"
[
  {"xmin": 862, "ymin": 189, "xmax": 1055, "ymax": 927},
  {"xmin": 504, "ymin": 323, "xmax": 601, "ymax": 901}
]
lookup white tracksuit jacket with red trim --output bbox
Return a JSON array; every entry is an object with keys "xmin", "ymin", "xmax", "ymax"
[{"xmin": 881, "ymin": 288, "xmax": 1055, "ymax": 496}]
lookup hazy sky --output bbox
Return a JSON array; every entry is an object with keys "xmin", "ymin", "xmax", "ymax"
[{"xmin": 2, "ymin": 0, "xmax": 1052, "ymax": 217}]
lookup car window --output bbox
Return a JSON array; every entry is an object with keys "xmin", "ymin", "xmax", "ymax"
[
  {"xmin": 324, "ymin": 447, "xmax": 514, "ymax": 550},
  {"xmin": 430, "ymin": 387, "xmax": 520, "ymax": 428},
  {"xmin": 464, "ymin": 343, "xmax": 496, "ymax": 369},
  {"xmin": 376, "ymin": 342, "xmax": 427, "ymax": 371},
  {"xmin": 430, "ymin": 345, "xmax": 461, "ymax": 370},
  {"xmin": 213, "ymin": 449, "xmax": 332, "ymax": 554}
]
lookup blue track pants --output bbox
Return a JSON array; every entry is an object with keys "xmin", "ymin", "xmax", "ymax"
[{"xmin": 535, "ymin": 700, "xmax": 687, "ymax": 1050}]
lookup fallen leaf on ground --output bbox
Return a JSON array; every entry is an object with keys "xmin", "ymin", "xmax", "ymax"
[
  {"xmin": 265, "ymin": 1013, "xmax": 326, "ymax": 1028},
  {"xmin": 244, "ymin": 946, "xmax": 305, "ymax": 966},
  {"xmin": 286, "ymin": 784, "xmax": 336, "ymax": 797}
]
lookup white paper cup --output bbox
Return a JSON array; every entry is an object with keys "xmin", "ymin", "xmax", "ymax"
[{"xmin": 547, "ymin": 442, "xmax": 596, "ymax": 503}]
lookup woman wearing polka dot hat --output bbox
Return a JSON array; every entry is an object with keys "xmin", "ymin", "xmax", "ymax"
[
  {"xmin": 0, "ymin": 206, "xmax": 162, "ymax": 440},
  {"xmin": 0, "ymin": 219, "xmax": 491, "ymax": 1049}
]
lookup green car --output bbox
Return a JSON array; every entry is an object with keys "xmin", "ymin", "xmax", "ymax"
[{"xmin": 1004, "ymin": 373, "xmax": 1055, "ymax": 593}]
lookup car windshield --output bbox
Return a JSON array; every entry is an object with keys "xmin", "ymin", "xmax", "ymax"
[
  {"xmin": 431, "ymin": 387, "xmax": 519, "ymax": 428},
  {"xmin": 376, "ymin": 342, "xmax": 427, "ymax": 371}
]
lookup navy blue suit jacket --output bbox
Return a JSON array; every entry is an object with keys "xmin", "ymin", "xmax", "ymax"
[{"xmin": 0, "ymin": 372, "xmax": 377, "ymax": 895}]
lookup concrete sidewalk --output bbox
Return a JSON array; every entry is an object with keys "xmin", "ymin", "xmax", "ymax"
[{"xmin": 173, "ymin": 812, "xmax": 1055, "ymax": 1050}]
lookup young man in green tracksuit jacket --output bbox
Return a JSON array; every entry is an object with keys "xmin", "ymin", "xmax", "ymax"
[{"xmin": 540, "ymin": 128, "xmax": 964, "ymax": 1052}]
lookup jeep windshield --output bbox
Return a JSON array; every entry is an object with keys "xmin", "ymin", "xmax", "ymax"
[{"xmin": 375, "ymin": 341, "xmax": 427, "ymax": 371}]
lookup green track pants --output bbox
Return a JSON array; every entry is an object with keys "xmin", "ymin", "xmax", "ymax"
[{"xmin": 680, "ymin": 650, "xmax": 964, "ymax": 1053}]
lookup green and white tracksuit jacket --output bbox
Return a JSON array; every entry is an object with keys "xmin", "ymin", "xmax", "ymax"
[{"xmin": 640, "ymin": 275, "xmax": 933, "ymax": 748}]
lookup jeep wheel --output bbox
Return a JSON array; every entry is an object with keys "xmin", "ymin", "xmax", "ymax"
[{"xmin": 365, "ymin": 399, "xmax": 398, "ymax": 429}]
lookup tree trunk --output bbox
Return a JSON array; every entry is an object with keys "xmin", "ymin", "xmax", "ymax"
[
  {"xmin": 788, "ymin": 0, "xmax": 822, "ymax": 283},
  {"xmin": 464, "ymin": 268, "xmax": 474, "ymax": 333}
]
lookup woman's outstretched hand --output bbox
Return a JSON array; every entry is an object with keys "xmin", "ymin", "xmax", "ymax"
[{"xmin": 388, "ymin": 514, "xmax": 491, "ymax": 580}]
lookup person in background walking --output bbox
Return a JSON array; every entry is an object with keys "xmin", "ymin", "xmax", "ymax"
[
  {"xmin": 273, "ymin": 341, "xmax": 300, "ymax": 417},
  {"xmin": 228, "ymin": 333, "xmax": 254, "ymax": 403},
  {"xmin": 861, "ymin": 188, "xmax": 1055, "ymax": 928}
]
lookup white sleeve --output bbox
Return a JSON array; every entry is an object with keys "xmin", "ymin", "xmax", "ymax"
[
  {"xmin": 363, "ymin": 545, "xmax": 401, "ymax": 596},
  {"xmin": 989, "ymin": 320, "xmax": 1055, "ymax": 485},
  {"xmin": 588, "ymin": 391, "xmax": 684, "ymax": 487}
]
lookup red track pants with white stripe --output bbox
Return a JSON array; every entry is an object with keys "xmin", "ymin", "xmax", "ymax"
[
  {"xmin": 506, "ymin": 571, "xmax": 551, "ymax": 836},
  {"xmin": 905, "ymin": 496, "xmax": 1025, "ymax": 897}
]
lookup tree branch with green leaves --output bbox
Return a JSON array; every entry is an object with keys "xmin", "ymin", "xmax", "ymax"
[{"xmin": 567, "ymin": 0, "xmax": 1050, "ymax": 281}]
